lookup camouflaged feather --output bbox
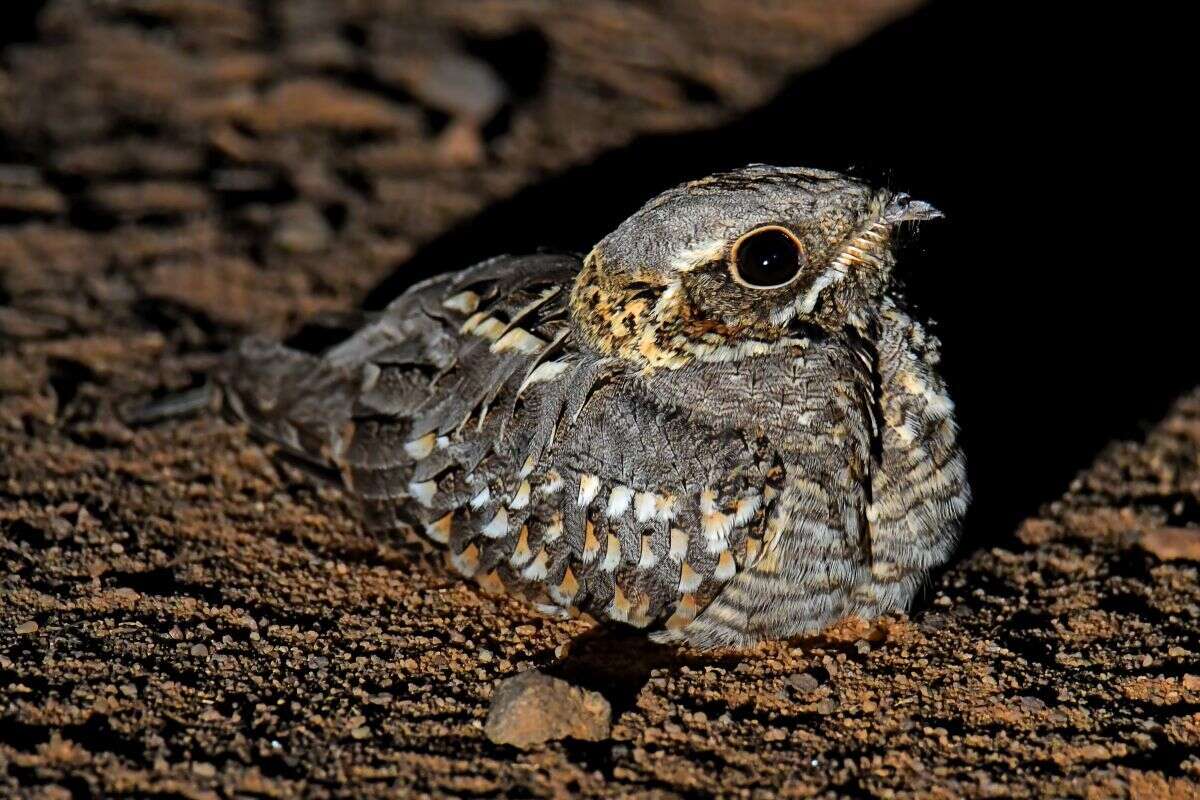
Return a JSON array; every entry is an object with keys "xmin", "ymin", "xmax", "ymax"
[{"xmin": 216, "ymin": 166, "xmax": 969, "ymax": 648}]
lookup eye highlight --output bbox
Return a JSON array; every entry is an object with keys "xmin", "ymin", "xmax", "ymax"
[{"xmin": 729, "ymin": 226, "xmax": 805, "ymax": 289}]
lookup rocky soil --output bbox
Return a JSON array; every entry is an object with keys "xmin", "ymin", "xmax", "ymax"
[{"xmin": 2, "ymin": 2, "xmax": 1199, "ymax": 798}]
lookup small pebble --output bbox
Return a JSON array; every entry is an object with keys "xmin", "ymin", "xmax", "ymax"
[
  {"xmin": 786, "ymin": 672, "xmax": 820, "ymax": 693},
  {"xmin": 1017, "ymin": 696, "xmax": 1047, "ymax": 712},
  {"xmin": 15, "ymin": 620, "xmax": 38, "ymax": 635},
  {"xmin": 485, "ymin": 670, "xmax": 611, "ymax": 748}
]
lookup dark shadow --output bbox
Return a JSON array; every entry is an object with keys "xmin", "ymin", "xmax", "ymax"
[
  {"xmin": 0, "ymin": 1, "xmax": 48, "ymax": 47},
  {"xmin": 537, "ymin": 620, "xmax": 890, "ymax": 722},
  {"xmin": 366, "ymin": 0, "xmax": 1198, "ymax": 555},
  {"xmin": 536, "ymin": 627, "xmax": 686, "ymax": 718}
]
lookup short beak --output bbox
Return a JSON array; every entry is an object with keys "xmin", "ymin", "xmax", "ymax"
[{"xmin": 882, "ymin": 192, "xmax": 943, "ymax": 224}]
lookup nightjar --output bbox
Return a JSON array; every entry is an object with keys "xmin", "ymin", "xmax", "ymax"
[{"xmin": 216, "ymin": 165, "xmax": 969, "ymax": 648}]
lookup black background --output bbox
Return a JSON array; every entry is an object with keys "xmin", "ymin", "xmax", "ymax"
[{"xmin": 369, "ymin": 1, "xmax": 1198, "ymax": 554}]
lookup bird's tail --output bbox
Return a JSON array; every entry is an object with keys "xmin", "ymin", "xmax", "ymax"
[
  {"xmin": 212, "ymin": 336, "xmax": 364, "ymax": 484},
  {"xmin": 123, "ymin": 331, "xmax": 367, "ymax": 485}
]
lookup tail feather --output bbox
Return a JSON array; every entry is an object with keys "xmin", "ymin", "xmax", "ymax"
[
  {"xmin": 216, "ymin": 337, "xmax": 365, "ymax": 484},
  {"xmin": 121, "ymin": 385, "xmax": 217, "ymax": 426}
]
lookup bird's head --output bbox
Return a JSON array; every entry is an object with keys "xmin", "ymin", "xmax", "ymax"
[{"xmin": 570, "ymin": 165, "xmax": 940, "ymax": 369}]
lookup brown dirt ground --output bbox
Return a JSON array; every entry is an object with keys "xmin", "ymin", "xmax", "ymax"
[{"xmin": 2, "ymin": 2, "xmax": 1199, "ymax": 798}]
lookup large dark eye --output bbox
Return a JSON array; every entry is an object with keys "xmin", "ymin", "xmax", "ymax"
[{"xmin": 730, "ymin": 226, "xmax": 805, "ymax": 288}]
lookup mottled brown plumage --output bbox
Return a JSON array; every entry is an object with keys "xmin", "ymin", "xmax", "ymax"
[{"xmin": 216, "ymin": 165, "xmax": 968, "ymax": 648}]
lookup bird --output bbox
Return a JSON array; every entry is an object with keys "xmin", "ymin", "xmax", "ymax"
[{"xmin": 213, "ymin": 165, "xmax": 969, "ymax": 649}]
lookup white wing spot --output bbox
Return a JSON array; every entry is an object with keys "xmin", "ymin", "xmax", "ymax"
[
  {"xmin": 470, "ymin": 486, "xmax": 492, "ymax": 510},
  {"xmin": 669, "ymin": 528, "xmax": 689, "ymax": 561},
  {"xmin": 577, "ymin": 474, "xmax": 601, "ymax": 507},
  {"xmin": 460, "ymin": 311, "xmax": 488, "ymax": 334},
  {"xmin": 655, "ymin": 494, "xmax": 678, "ymax": 522},
  {"xmin": 606, "ymin": 586, "xmax": 631, "ymax": 622},
  {"xmin": 518, "ymin": 360, "xmax": 571, "ymax": 396},
  {"xmin": 539, "ymin": 470, "xmax": 563, "ymax": 495},
  {"xmin": 634, "ymin": 492, "xmax": 658, "ymax": 523},
  {"xmin": 508, "ymin": 526, "xmax": 532, "ymax": 567},
  {"xmin": 425, "ymin": 513, "xmax": 452, "ymax": 545},
  {"xmin": 509, "ymin": 480, "xmax": 531, "ymax": 510},
  {"xmin": 703, "ymin": 511, "xmax": 733, "ymax": 551},
  {"xmin": 606, "ymin": 485, "xmax": 634, "ymax": 518},
  {"xmin": 601, "ymin": 534, "xmax": 621, "ymax": 572},
  {"xmin": 442, "ymin": 290, "xmax": 480, "ymax": 314},
  {"xmin": 450, "ymin": 544, "xmax": 480, "ymax": 577},
  {"xmin": 637, "ymin": 535, "xmax": 659, "ymax": 570},
  {"xmin": 521, "ymin": 549, "xmax": 549, "ymax": 581},
  {"xmin": 407, "ymin": 480, "xmax": 437, "ymax": 508},
  {"xmin": 664, "ymin": 595, "xmax": 698, "ymax": 630},
  {"xmin": 491, "ymin": 327, "xmax": 545, "ymax": 355},
  {"xmin": 404, "ymin": 433, "xmax": 436, "ymax": 461},
  {"xmin": 543, "ymin": 514, "xmax": 564, "ymax": 543},
  {"xmin": 549, "ymin": 568, "xmax": 578, "ymax": 605},
  {"xmin": 581, "ymin": 522, "xmax": 600, "ymax": 563},
  {"xmin": 472, "ymin": 317, "xmax": 506, "ymax": 342},
  {"xmin": 714, "ymin": 550, "xmax": 737, "ymax": 580},
  {"xmin": 481, "ymin": 508, "xmax": 508, "ymax": 539},
  {"xmin": 679, "ymin": 562, "xmax": 702, "ymax": 593},
  {"xmin": 733, "ymin": 493, "xmax": 761, "ymax": 526},
  {"xmin": 518, "ymin": 454, "xmax": 537, "ymax": 480}
]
